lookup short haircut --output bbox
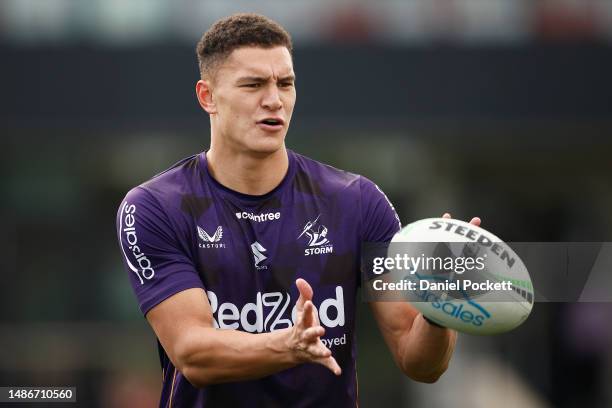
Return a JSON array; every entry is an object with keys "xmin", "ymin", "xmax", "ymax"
[{"xmin": 196, "ymin": 13, "xmax": 293, "ymax": 80}]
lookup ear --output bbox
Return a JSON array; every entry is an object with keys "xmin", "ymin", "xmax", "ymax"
[{"xmin": 196, "ymin": 79, "xmax": 217, "ymax": 114}]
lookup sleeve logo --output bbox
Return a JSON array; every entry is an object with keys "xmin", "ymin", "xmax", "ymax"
[{"xmin": 119, "ymin": 201, "xmax": 155, "ymax": 285}]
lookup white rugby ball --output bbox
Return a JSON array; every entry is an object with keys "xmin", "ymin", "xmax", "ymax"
[{"xmin": 391, "ymin": 218, "xmax": 533, "ymax": 335}]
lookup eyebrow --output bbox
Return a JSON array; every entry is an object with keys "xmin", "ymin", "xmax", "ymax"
[{"xmin": 235, "ymin": 75, "xmax": 296, "ymax": 83}]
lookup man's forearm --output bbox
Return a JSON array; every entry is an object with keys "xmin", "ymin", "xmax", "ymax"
[
  {"xmin": 173, "ymin": 326, "xmax": 297, "ymax": 387},
  {"xmin": 398, "ymin": 313, "xmax": 457, "ymax": 383}
]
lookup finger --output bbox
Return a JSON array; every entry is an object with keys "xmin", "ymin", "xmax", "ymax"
[
  {"xmin": 307, "ymin": 343, "xmax": 332, "ymax": 358},
  {"xmin": 302, "ymin": 326, "xmax": 325, "ymax": 341},
  {"xmin": 442, "ymin": 213, "xmax": 451, "ymax": 219},
  {"xmin": 295, "ymin": 278, "xmax": 313, "ymax": 310},
  {"xmin": 318, "ymin": 356, "xmax": 342, "ymax": 376},
  {"xmin": 469, "ymin": 217, "xmax": 481, "ymax": 226},
  {"xmin": 301, "ymin": 301, "xmax": 315, "ymax": 328}
]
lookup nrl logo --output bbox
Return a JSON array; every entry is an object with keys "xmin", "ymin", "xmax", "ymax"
[{"xmin": 197, "ymin": 226, "xmax": 226, "ymax": 249}]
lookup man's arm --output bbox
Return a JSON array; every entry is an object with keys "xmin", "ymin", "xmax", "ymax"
[
  {"xmin": 369, "ymin": 301, "xmax": 456, "ymax": 383},
  {"xmin": 146, "ymin": 279, "xmax": 341, "ymax": 388},
  {"xmin": 370, "ymin": 213, "xmax": 481, "ymax": 383}
]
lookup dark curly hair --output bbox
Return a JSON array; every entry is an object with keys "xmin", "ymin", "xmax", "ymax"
[{"xmin": 196, "ymin": 13, "xmax": 293, "ymax": 80}]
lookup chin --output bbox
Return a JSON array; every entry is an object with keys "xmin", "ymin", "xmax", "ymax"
[
  {"xmin": 249, "ymin": 144, "xmax": 284, "ymax": 156},
  {"xmin": 247, "ymin": 134, "xmax": 286, "ymax": 155}
]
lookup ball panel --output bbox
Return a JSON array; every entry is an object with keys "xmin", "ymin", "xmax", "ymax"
[{"xmin": 392, "ymin": 217, "xmax": 534, "ymax": 335}]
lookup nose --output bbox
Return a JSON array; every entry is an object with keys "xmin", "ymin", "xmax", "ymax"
[{"xmin": 261, "ymin": 85, "xmax": 282, "ymax": 111}]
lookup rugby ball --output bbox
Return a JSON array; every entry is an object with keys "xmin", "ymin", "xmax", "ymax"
[{"xmin": 391, "ymin": 218, "xmax": 533, "ymax": 335}]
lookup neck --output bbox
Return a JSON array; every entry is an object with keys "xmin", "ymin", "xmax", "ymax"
[{"xmin": 206, "ymin": 145, "xmax": 289, "ymax": 196}]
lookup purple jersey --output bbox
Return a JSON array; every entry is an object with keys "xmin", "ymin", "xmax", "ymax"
[{"xmin": 116, "ymin": 150, "xmax": 400, "ymax": 407}]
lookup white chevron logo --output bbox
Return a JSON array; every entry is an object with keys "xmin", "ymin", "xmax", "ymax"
[
  {"xmin": 198, "ymin": 226, "xmax": 223, "ymax": 243},
  {"xmin": 251, "ymin": 241, "xmax": 267, "ymax": 269}
]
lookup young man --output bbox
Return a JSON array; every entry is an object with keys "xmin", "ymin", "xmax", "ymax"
[{"xmin": 117, "ymin": 13, "xmax": 477, "ymax": 407}]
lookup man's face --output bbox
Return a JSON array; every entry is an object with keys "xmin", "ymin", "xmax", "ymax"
[{"xmin": 205, "ymin": 46, "xmax": 296, "ymax": 155}]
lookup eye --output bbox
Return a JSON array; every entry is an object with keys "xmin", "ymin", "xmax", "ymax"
[
  {"xmin": 241, "ymin": 83, "xmax": 261, "ymax": 88},
  {"xmin": 279, "ymin": 82, "xmax": 294, "ymax": 88}
]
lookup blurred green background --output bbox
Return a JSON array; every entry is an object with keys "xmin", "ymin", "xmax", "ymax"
[{"xmin": 1, "ymin": 1, "xmax": 612, "ymax": 407}]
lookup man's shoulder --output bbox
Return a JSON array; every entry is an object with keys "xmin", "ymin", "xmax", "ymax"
[
  {"xmin": 138, "ymin": 152, "xmax": 201, "ymax": 193},
  {"xmin": 290, "ymin": 150, "xmax": 400, "ymax": 241},
  {"xmin": 290, "ymin": 150, "xmax": 368, "ymax": 195},
  {"xmin": 120, "ymin": 153, "xmax": 203, "ymax": 214}
]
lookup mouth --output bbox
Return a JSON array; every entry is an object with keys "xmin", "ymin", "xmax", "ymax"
[{"xmin": 256, "ymin": 117, "xmax": 285, "ymax": 132}]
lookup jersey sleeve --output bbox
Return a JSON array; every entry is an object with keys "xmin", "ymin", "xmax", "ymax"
[
  {"xmin": 116, "ymin": 186, "xmax": 204, "ymax": 315},
  {"xmin": 359, "ymin": 177, "xmax": 402, "ymax": 243}
]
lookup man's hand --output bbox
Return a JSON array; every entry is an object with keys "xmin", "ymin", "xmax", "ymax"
[{"xmin": 286, "ymin": 278, "xmax": 342, "ymax": 376}]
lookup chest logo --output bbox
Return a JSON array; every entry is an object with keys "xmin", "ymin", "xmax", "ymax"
[
  {"xmin": 298, "ymin": 215, "xmax": 334, "ymax": 256},
  {"xmin": 251, "ymin": 241, "xmax": 268, "ymax": 270},
  {"xmin": 197, "ymin": 226, "xmax": 226, "ymax": 249},
  {"xmin": 236, "ymin": 211, "xmax": 281, "ymax": 223}
]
